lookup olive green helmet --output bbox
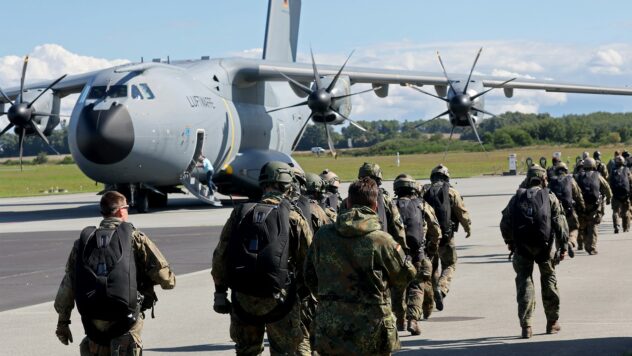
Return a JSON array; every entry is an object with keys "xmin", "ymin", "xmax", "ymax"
[
  {"xmin": 358, "ymin": 162, "xmax": 383, "ymax": 180},
  {"xmin": 583, "ymin": 157, "xmax": 597, "ymax": 170},
  {"xmin": 555, "ymin": 162, "xmax": 569, "ymax": 174},
  {"xmin": 615, "ymin": 155, "xmax": 625, "ymax": 166},
  {"xmin": 320, "ymin": 169, "xmax": 340, "ymax": 188},
  {"xmin": 305, "ymin": 172, "xmax": 325, "ymax": 194},
  {"xmin": 431, "ymin": 164, "xmax": 450, "ymax": 180},
  {"xmin": 394, "ymin": 173, "xmax": 419, "ymax": 194},
  {"xmin": 259, "ymin": 161, "xmax": 294, "ymax": 186},
  {"xmin": 291, "ymin": 166, "xmax": 306, "ymax": 186},
  {"xmin": 527, "ymin": 164, "xmax": 546, "ymax": 183}
]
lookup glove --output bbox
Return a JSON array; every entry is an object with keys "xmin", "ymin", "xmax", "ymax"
[
  {"xmin": 213, "ymin": 292, "xmax": 232, "ymax": 314},
  {"xmin": 465, "ymin": 231, "xmax": 471, "ymax": 238},
  {"xmin": 55, "ymin": 321, "xmax": 73, "ymax": 345}
]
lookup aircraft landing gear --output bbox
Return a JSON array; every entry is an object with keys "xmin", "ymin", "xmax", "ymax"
[
  {"xmin": 135, "ymin": 189, "xmax": 149, "ymax": 214},
  {"xmin": 148, "ymin": 191, "xmax": 168, "ymax": 209}
]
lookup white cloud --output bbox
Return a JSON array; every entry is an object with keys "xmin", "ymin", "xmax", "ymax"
[{"xmin": 589, "ymin": 48, "xmax": 624, "ymax": 74}]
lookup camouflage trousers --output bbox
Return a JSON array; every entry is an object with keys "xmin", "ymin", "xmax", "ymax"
[
  {"xmin": 578, "ymin": 207, "xmax": 602, "ymax": 253},
  {"xmin": 565, "ymin": 210, "xmax": 580, "ymax": 248},
  {"xmin": 230, "ymin": 301, "xmax": 310, "ymax": 356},
  {"xmin": 512, "ymin": 253, "xmax": 560, "ymax": 328},
  {"xmin": 79, "ymin": 318, "xmax": 143, "ymax": 356},
  {"xmin": 432, "ymin": 238, "xmax": 457, "ymax": 296},
  {"xmin": 612, "ymin": 197, "xmax": 630, "ymax": 232},
  {"xmin": 392, "ymin": 257, "xmax": 433, "ymax": 322}
]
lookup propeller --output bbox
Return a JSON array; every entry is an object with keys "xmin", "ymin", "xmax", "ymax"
[
  {"xmin": 0, "ymin": 56, "xmax": 67, "ymax": 170},
  {"xmin": 268, "ymin": 49, "xmax": 378, "ymax": 157},
  {"xmin": 410, "ymin": 48, "xmax": 515, "ymax": 156}
]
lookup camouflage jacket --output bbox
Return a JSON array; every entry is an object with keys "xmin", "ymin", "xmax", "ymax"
[
  {"xmin": 304, "ymin": 195, "xmax": 337, "ymax": 233},
  {"xmin": 500, "ymin": 187, "xmax": 570, "ymax": 257},
  {"xmin": 54, "ymin": 217, "xmax": 176, "ymax": 322},
  {"xmin": 596, "ymin": 160, "xmax": 609, "ymax": 181},
  {"xmin": 304, "ymin": 205, "xmax": 416, "ymax": 306},
  {"xmin": 212, "ymin": 192, "xmax": 312, "ymax": 315}
]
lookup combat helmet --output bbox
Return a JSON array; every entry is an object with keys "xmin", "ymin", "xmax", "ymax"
[
  {"xmin": 582, "ymin": 151, "xmax": 590, "ymax": 160},
  {"xmin": 394, "ymin": 173, "xmax": 419, "ymax": 195},
  {"xmin": 291, "ymin": 166, "xmax": 306, "ymax": 187},
  {"xmin": 320, "ymin": 169, "xmax": 341, "ymax": 189},
  {"xmin": 430, "ymin": 164, "xmax": 450, "ymax": 181},
  {"xmin": 305, "ymin": 172, "xmax": 325, "ymax": 195},
  {"xmin": 593, "ymin": 150, "xmax": 602, "ymax": 161},
  {"xmin": 583, "ymin": 157, "xmax": 597, "ymax": 170},
  {"xmin": 259, "ymin": 161, "xmax": 294, "ymax": 188},
  {"xmin": 358, "ymin": 162, "xmax": 383, "ymax": 181},
  {"xmin": 554, "ymin": 162, "xmax": 569, "ymax": 174},
  {"xmin": 526, "ymin": 164, "xmax": 546, "ymax": 184},
  {"xmin": 615, "ymin": 155, "xmax": 625, "ymax": 166}
]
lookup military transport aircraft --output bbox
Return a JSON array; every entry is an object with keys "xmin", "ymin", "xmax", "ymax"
[{"xmin": 2, "ymin": 0, "xmax": 632, "ymax": 212}]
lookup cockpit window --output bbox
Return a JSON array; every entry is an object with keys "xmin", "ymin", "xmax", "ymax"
[
  {"xmin": 131, "ymin": 85, "xmax": 143, "ymax": 100},
  {"xmin": 139, "ymin": 83, "xmax": 155, "ymax": 99},
  {"xmin": 87, "ymin": 85, "xmax": 128, "ymax": 99}
]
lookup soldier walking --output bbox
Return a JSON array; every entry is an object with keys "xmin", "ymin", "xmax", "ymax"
[
  {"xmin": 548, "ymin": 163, "xmax": 585, "ymax": 248},
  {"xmin": 609, "ymin": 156, "xmax": 632, "ymax": 233},
  {"xmin": 54, "ymin": 191, "xmax": 176, "ymax": 355},
  {"xmin": 500, "ymin": 165, "xmax": 569, "ymax": 338},
  {"xmin": 574, "ymin": 158, "xmax": 612, "ymax": 254},
  {"xmin": 393, "ymin": 174, "xmax": 441, "ymax": 335},
  {"xmin": 304, "ymin": 177, "xmax": 416, "ymax": 355},
  {"xmin": 211, "ymin": 161, "xmax": 313, "ymax": 355},
  {"xmin": 423, "ymin": 165, "xmax": 471, "ymax": 311}
]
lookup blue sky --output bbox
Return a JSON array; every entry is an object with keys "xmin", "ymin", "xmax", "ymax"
[{"xmin": 2, "ymin": 0, "xmax": 632, "ymax": 120}]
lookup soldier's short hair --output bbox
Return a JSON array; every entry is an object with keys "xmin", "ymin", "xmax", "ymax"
[
  {"xmin": 100, "ymin": 191, "xmax": 127, "ymax": 216},
  {"xmin": 348, "ymin": 177, "xmax": 378, "ymax": 208}
]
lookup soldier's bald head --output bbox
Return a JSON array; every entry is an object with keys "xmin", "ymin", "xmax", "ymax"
[{"xmin": 348, "ymin": 177, "xmax": 378, "ymax": 210}]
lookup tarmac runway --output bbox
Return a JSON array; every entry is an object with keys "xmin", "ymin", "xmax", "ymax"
[{"xmin": 1, "ymin": 176, "xmax": 631, "ymax": 355}]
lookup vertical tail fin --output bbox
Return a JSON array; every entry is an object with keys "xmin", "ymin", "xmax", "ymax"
[{"xmin": 263, "ymin": 0, "xmax": 301, "ymax": 62}]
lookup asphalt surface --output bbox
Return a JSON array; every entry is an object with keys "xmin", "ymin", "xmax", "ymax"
[{"xmin": 1, "ymin": 176, "xmax": 631, "ymax": 355}]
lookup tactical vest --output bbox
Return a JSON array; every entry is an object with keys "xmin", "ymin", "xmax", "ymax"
[
  {"xmin": 548, "ymin": 175, "xmax": 573, "ymax": 213},
  {"xmin": 377, "ymin": 189, "xmax": 388, "ymax": 233},
  {"xmin": 227, "ymin": 199, "xmax": 292, "ymax": 298},
  {"xmin": 75, "ymin": 223, "xmax": 138, "ymax": 345},
  {"xmin": 512, "ymin": 187, "xmax": 552, "ymax": 261},
  {"xmin": 320, "ymin": 192, "xmax": 340, "ymax": 212},
  {"xmin": 424, "ymin": 181, "xmax": 452, "ymax": 240},
  {"xmin": 396, "ymin": 197, "xmax": 425, "ymax": 263},
  {"xmin": 610, "ymin": 166, "xmax": 631, "ymax": 200},
  {"xmin": 577, "ymin": 171, "xmax": 601, "ymax": 207},
  {"xmin": 296, "ymin": 195, "xmax": 313, "ymax": 234}
]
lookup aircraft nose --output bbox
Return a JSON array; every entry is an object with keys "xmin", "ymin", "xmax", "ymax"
[{"xmin": 76, "ymin": 103, "xmax": 135, "ymax": 164}]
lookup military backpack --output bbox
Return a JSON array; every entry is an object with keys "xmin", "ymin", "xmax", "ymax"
[
  {"xmin": 396, "ymin": 197, "xmax": 425, "ymax": 263},
  {"xmin": 576, "ymin": 171, "xmax": 600, "ymax": 206},
  {"xmin": 423, "ymin": 181, "xmax": 452, "ymax": 240},
  {"xmin": 610, "ymin": 166, "xmax": 630, "ymax": 200},
  {"xmin": 548, "ymin": 175, "xmax": 574, "ymax": 213},
  {"xmin": 512, "ymin": 187, "xmax": 552, "ymax": 253}
]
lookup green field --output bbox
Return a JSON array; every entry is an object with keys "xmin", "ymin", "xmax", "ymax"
[{"xmin": 0, "ymin": 144, "xmax": 622, "ymax": 198}]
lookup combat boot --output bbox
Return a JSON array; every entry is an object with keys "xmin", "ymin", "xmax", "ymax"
[
  {"xmin": 521, "ymin": 326, "xmax": 532, "ymax": 339},
  {"xmin": 546, "ymin": 320, "xmax": 561, "ymax": 334},
  {"xmin": 407, "ymin": 319, "xmax": 421, "ymax": 336},
  {"xmin": 614, "ymin": 225, "xmax": 619, "ymax": 234},
  {"xmin": 396, "ymin": 318, "xmax": 406, "ymax": 331},
  {"xmin": 434, "ymin": 288, "xmax": 444, "ymax": 311}
]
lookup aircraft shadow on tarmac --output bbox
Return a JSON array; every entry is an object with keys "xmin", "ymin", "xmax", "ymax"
[
  {"xmin": 147, "ymin": 343, "xmax": 235, "ymax": 352},
  {"xmin": 399, "ymin": 336, "xmax": 632, "ymax": 355}
]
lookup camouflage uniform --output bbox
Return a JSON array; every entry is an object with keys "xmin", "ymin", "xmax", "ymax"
[
  {"xmin": 212, "ymin": 192, "xmax": 313, "ymax": 356},
  {"xmin": 54, "ymin": 217, "xmax": 176, "ymax": 356},
  {"xmin": 610, "ymin": 163, "xmax": 632, "ymax": 233},
  {"xmin": 500, "ymin": 182, "xmax": 569, "ymax": 331},
  {"xmin": 550, "ymin": 167, "xmax": 585, "ymax": 248},
  {"xmin": 304, "ymin": 206, "xmax": 416, "ymax": 355},
  {"xmin": 575, "ymin": 171, "xmax": 612, "ymax": 254}
]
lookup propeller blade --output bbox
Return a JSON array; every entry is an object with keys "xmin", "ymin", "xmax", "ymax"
[
  {"xmin": 324, "ymin": 123, "xmax": 336, "ymax": 158},
  {"xmin": 326, "ymin": 50, "xmax": 355, "ymax": 93},
  {"xmin": 471, "ymin": 107, "xmax": 497, "ymax": 118},
  {"xmin": 329, "ymin": 106, "xmax": 367, "ymax": 132},
  {"xmin": 27, "ymin": 74, "xmax": 67, "ymax": 108},
  {"xmin": 266, "ymin": 100, "xmax": 308, "ymax": 113},
  {"xmin": 276, "ymin": 70, "xmax": 312, "ymax": 95},
  {"xmin": 332, "ymin": 86, "xmax": 382, "ymax": 100},
  {"xmin": 0, "ymin": 122, "xmax": 14, "ymax": 137},
  {"xmin": 19, "ymin": 56, "xmax": 29, "ymax": 103},
  {"xmin": 471, "ymin": 78, "xmax": 517, "ymax": 101},
  {"xmin": 18, "ymin": 128, "xmax": 25, "ymax": 171},
  {"xmin": 310, "ymin": 48, "xmax": 322, "ymax": 90},
  {"xmin": 291, "ymin": 113, "xmax": 313, "ymax": 151},
  {"xmin": 442, "ymin": 126, "xmax": 455, "ymax": 162},
  {"xmin": 406, "ymin": 84, "xmax": 449, "ymax": 102},
  {"xmin": 467, "ymin": 114, "xmax": 488, "ymax": 156},
  {"xmin": 0, "ymin": 87, "xmax": 14, "ymax": 106},
  {"xmin": 30, "ymin": 121, "xmax": 50, "ymax": 146},
  {"xmin": 32, "ymin": 112, "xmax": 71, "ymax": 118},
  {"xmin": 414, "ymin": 110, "xmax": 450, "ymax": 129},
  {"xmin": 436, "ymin": 51, "xmax": 456, "ymax": 96},
  {"xmin": 463, "ymin": 47, "xmax": 483, "ymax": 94}
]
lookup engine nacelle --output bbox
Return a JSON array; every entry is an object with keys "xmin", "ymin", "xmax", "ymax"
[
  {"xmin": 311, "ymin": 75, "xmax": 351, "ymax": 125},
  {"xmin": 18, "ymin": 89, "xmax": 59, "ymax": 135}
]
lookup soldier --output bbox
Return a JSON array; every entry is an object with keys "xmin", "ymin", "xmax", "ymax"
[
  {"xmin": 593, "ymin": 151, "xmax": 609, "ymax": 181},
  {"xmin": 54, "ymin": 191, "xmax": 176, "ymax": 355},
  {"xmin": 393, "ymin": 174, "xmax": 441, "ymax": 335},
  {"xmin": 291, "ymin": 167, "xmax": 335, "ymax": 233},
  {"xmin": 606, "ymin": 150, "xmax": 621, "ymax": 174},
  {"xmin": 500, "ymin": 164, "xmax": 569, "ymax": 339},
  {"xmin": 304, "ymin": 177, "xmax": 416, "ymax": 355},
  {"xmin": 355, "ymin": 162, "xmax": 408, "ymax": 329},
  {"xmin": 573, "ymin": 151, "xmax": 590, "ymax": 175},
  {"xmin": 320, "ymin": 169, "xmax": 343, "ymax": 213},
  {"xmin": 546, "ymin": 155, "xmax": 560, "ymax": 180},
  {"xmin": 609, "ymin": 156, "xmax": 632, "ymax": 233},
  {"xmin": 212, "ymin": 161, "xmax": 313, "ymax": 355},
  {"xmin": 305, "ymin": 172, "xmax": 337, "ymax": 224},
  {"xmin": 574, "ymin": 158, "xmax": 612, "ymax": 254},
  {"xmin": 423, "ymin": 164, "xmax": 472, "ymax": 311},
  {"xmin": 548, "ymin": 163, "xmax": 585, "ymax": 248}
]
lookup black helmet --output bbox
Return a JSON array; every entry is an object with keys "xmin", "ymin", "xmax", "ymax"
[{"xmin": 593, "ymin": 151, "xmax": 601, "ymax": 161}]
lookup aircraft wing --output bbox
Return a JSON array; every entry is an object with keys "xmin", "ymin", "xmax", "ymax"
[
  {"xmin": 0, "ymin": 70, "xmax": 99, "ymax": 103},
  {"xmin": 242, "ymin": 59, "xmax": 632, "ymax": 96}
]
